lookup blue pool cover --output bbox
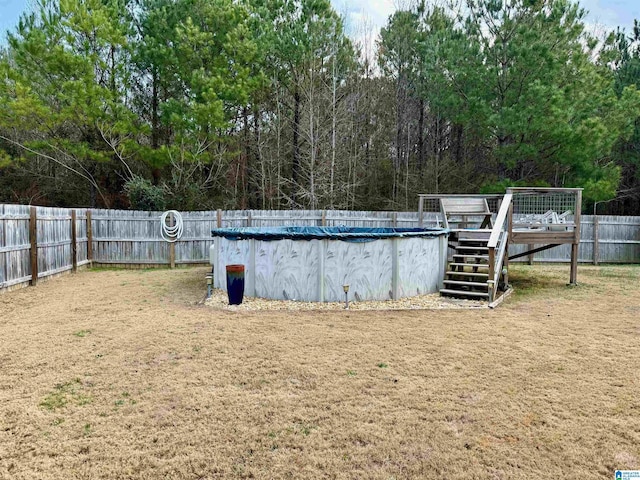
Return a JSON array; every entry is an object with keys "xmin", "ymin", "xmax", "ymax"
[{"xmin": 211, "ymin": 226, "xmax": 448, "ymax": 243}]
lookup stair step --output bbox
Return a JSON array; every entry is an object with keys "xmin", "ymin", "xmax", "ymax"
[
  {"xmin": 443, "ymin": 280, "xmax": 489, "ymax": 288},
  {"xmin": 440, "ymin": 289, "xmax": 489, "ymax": 299},
  {"xmin": 448, "ymin": 263, "xmax": 489, "ymax": 269},
  {"xmin": 446, "ymin": 271, "xmax": 489, "ymax": 278},
  {"xmin": 455, "ymin": 246, "xmax": 489, "ymax": 252},
  {"xmin": 453, "ymin": 254, "xmax": 489, "ymax": 260},
  {"xmin": 458, "ymin": 235, "xmax": 490, "ymax": 241},
  {"xmin": 458, "ymin": 240, "xmax": 489, "ymax": 246}
]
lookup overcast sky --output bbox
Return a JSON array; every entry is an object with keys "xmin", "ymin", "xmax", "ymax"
[
  {"xmin": 335, "ymin": 0, "xmax": 640, "ymax": 39},
  {"xmin": 1, "ymin": 0, "xmax": 639, "ymax": 44}
]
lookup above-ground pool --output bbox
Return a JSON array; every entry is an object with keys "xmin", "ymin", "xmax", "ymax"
[{"xmin": 211, "ymin": 226, "xmax": 448, "ymax": 302}]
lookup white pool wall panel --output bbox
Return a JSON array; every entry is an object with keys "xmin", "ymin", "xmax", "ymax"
[{"xmin": 213, "ymin": 233, "xmax": 447, "ymax": 302}]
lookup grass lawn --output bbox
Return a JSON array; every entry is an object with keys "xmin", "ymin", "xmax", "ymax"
[{"xmin": 0, "ymin": 264, "xmax": 639, "ymax": 479}]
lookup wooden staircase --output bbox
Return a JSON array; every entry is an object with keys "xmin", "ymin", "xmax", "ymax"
[
  {"xmin": 435, "ymin": 193, "xmax": 513, "ymax": 303},
  {"xmin": 440, "ymin": 238, "xmax": 491, "ymax": 300},
  {"xmin": 428, "ymin": 188, "xmax": 583, "ymax": 304}
]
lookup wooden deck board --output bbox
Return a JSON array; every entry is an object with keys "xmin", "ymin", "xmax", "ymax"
[{"xmin": 510, "ymin": 230, "xmax": 575, "ymax": 245}]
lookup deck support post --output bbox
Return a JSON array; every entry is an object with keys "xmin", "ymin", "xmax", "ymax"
[
  {"xmin": 569, "ymin": 189, "xmax": 582, "ymax": 285},
  {"xmin": 569, "ymin": 244, "xmax": 578, "ymax": 285}
]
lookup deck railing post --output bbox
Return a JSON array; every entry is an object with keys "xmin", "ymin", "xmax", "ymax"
[
  {"xmin": 503, "ymin": 243, "xmax": 509, "ymax": 287},
  {"xmin": 488, "ymin": 247, "xmax": 495, "ymax": 290},
  {"xmin": 217, "ymin": 209, "xmax": 222, "ymax": 228}
]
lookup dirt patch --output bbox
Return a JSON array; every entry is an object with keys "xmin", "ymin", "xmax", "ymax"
[{"xmin": 0, "ymin": 264, "xmax": 639, "ymax": 479}]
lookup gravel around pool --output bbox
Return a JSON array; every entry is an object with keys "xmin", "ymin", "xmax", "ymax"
[{"xmin": 205, "ymin": 288, "xmax": 486, "ymax": 310}]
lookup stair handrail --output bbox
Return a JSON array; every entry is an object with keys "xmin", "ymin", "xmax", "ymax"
[{"xmin": 487, "ymin": 193, "xmax": 512, "ymax": 302}]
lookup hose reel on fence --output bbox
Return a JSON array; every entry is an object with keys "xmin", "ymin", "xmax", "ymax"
[{"xmin": 160, "ymin": 210, "xmax": 184, "ymax": 243}]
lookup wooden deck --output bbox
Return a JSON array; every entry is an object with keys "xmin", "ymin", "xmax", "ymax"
[{"xmin": 419, "ymin": 188, "xmax": 583, "ymax": 302}]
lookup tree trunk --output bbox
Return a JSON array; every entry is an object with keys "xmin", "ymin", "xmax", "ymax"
[
  {"xmin": 395, "ymin": 98, "xmax": 402, "ymax": 172},
  {"xmin": 253, "ymin": 106, "xmax": 261, "ymax": 210},
  {"xmin": 418, "ymin": 98, "xmax": 424, "ymax": 172},
  {"xmin": 242, "ymin": 106, "xmax": 250, "ymax": 209},
  {"xmin": 292, "ymin": 88, "xmax": 301, "ymax": 206},
  {"xmin": 151, "ymin": 69, "xmax": 161, "ymax": 185},
  {"xmin": 110, "ymin": 45, "xmax": 117, "ymax": 95},
  {"xmin": 330, "ymin": 68, "xmax": 337, "ymax": 208},
  {"xmin": 434, "ymin": 115, "xmax": 440, "ymax": 194},
  {"xmin": 454, "ymin": 123, "xmax": 463, "ymax": 164},
  {"xmin": 90, "ymin": 182, "xmax": 97, "ymax": 208}
]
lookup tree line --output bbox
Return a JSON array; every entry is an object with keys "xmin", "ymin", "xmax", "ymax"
[{"xmin": 1, "ymin": 0, "xmax": 640, "ymax": 214}]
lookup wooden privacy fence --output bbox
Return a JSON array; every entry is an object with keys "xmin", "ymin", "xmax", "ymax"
[
  {"xmin": 88, "ymin": 209, "xmax": 441, "ymax": 266},
  {"xmin": 0, "ymin": 204, "xmax": 90, "ymax": 290},
  {"xmin": 1, "ymin": 205, "xmax": 639, "ymax": 291},
  {"xmin": 508, "ymin": 215, "xmax": 640, "ymax": 264}
]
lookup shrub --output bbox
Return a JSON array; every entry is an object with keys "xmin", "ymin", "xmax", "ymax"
[{"xmin": 124, "ymin": 175, "xmax": 167, "ymax": 211}]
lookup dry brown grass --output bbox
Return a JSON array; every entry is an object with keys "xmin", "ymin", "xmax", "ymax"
[{"xmin": 0, "ymin": 264, "xmax": 639, "ymax": 479}]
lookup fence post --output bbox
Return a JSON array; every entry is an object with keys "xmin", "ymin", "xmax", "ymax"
[
  {"xmin": 527, "ymin": 244, "xmax": 534, "ymax": 265},
  {"xmin": 169, "ymin": 211, "xmax": 176, "ymax": 269},
  {"xmin": 86, "ymin": 210, "xmax": 93, "ymax": 264},
  {"xmin": 71, "ymin": 210, "xmax": 77, "ymax": 272},
  {"xmin": 392, "ymin": 212, "xmax": 398, "ymax": 227},
  {"xmin": 29, "ymin": 206, "xmax": 38, "ymax": 286},
  {"xmin": 418, "ymin": 197, "xmax": 424, "ymax": 227},
  {"xmin": 217, "ymin": 209, "xmax": 222, "ymax": 228},
  {"xmin": 593, "ymin": 215, "xmax": 599, "ymax": 265},
  {"xmin": 321, "ymin": 210, "xmax": 326, "ymax": 226},
  {"xmin": 1, "ymin": 205, "xmax": 6, "ymax": 287},
  {"xmin": 247, "ymin": 211, "xmax": 252, "ymax": 227}
]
